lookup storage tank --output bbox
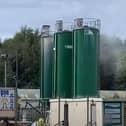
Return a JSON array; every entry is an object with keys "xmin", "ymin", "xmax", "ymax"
[
  {"xmin": 40, "ymin": 25, "xmax": 53, "ymax": 98},
  {"xmin": 73, "ymin": 18, "xmax": 100, "ymax": 97},
  {"xmin": 54, "ymin": 20, "xmax": 73, "ymax": 98}
]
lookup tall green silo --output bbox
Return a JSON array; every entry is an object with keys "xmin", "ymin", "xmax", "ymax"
[
  {"xmin": 40, "ymin": 25, "xmax": 53, "ymax": 98},
  {"xmin": 54, "ymin": 21, "xmax": 73, "ymax": 98},
  {"xmin": 73, "ymin": 18, "xmax": 100, "ymax": 97}
]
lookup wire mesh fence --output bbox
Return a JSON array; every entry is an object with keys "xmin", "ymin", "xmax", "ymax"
[{"xmin": 17, "ymin": 99, "xmax": 50, "ymax": 125}]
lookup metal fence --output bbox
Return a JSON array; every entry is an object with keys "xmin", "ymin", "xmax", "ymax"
[
  {"xmin": 17, "ymin": 99, "xmax": 50, "ymax": 124},
  {"xmin": 18, "ymin": 107, "xmax": 42, "ymax": 122}
]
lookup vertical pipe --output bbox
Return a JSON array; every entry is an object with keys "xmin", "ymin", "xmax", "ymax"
[
  {"xmin": 53, "ymin": 46, "xmax": 56, "ymax": 98},
  {"xmin": 73, "ymin": 31, "xmax": 76, "ymax": 98},
  {"xmin": 97, "ymin": 30, "xmax": 100, "ymax": 97},
  {"xmin": 40, "ymin": 25, "xmax": 50, "ymax": 98},
  {"xmin": 53, "ymin": 33, "xmax": 56, "ymax": 98},
  {"xmin": 58, "ymin": 97, "xmax": 60, "ymax": 126},
  {"xmin": 90, "ymin": 104, "xmax": 92, "ymax": 126},
  {"xmin": 64, "ymin": 102, "xmax": 69, "ymax": 126},
  {"xmin": 87, "ymin": 97, "xmax": 89, "ymax": 126},
  {"xmin": 40, "ymin": 36, "xmax": 44, "ymax": 98}
]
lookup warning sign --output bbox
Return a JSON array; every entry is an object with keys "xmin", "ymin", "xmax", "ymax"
[{"xmin": 0, "ymin": 88, "xmax": 16, "ymax": 118}]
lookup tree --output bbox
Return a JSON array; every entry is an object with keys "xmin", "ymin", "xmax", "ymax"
[{"xmin": 0, "ymin": 26, "xmax": 41, "ymax": 88}]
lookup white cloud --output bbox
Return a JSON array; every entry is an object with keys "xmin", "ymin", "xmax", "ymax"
[
  {"xmin": 0, "ymin": 0, "xmax": 42, "ymax": 8},
  {"xmin": 0, "ymin": 0, "xmax": 126, "ymax": 39}
]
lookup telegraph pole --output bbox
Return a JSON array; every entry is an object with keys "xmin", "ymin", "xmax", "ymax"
[
  {"xmin": 4, "ymin": 59, "xmax": 7, "ymax": 87},
  {"xmin": 15, "ymin": 50, "xmax": 18, "ymax": 126}
]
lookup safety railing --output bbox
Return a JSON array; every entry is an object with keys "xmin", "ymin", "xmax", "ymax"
[{"xmin": 17, "ymin": 98, "xmax": 50, "ymax": 124}]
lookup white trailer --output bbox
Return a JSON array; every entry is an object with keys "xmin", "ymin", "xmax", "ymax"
[{"xmin": 50, "ymin": 98, "xmax": 103, "ymax": 126}]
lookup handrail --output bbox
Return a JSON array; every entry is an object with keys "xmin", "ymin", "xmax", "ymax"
[
  {"xmin": 54, "ymin": 120, "xmax": 64, "ymax": 126},
  {"xmin": 25, "ymin": 101, "xmax": 42, "ymax": 115}
]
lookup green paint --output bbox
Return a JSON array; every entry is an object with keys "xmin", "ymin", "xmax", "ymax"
[
  {"xmin": 73, "ymin": 27, "xmax": 99, "ymax": 97},
  {"xmin": 55, "ymin": 31, "xmax": 73, "ymax": 98}
]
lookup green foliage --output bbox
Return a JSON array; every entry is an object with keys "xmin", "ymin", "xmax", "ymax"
[
  {"xmin": 0, "ymin": 26, "xmax": 126, "ymax": 90},
  {"xmin": 0, "ymin": 26, "xmax": 41, "ymax": 88}
]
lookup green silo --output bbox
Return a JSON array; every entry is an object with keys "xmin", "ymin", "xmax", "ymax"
[
  {"xmin": 40, "ymin": 25, "xmax": 53, "ymax": 98},
  {"xmin": 54, "ymin": 31, "xmax": 73, "ymax": 98},
  {"xmin": 73, "ymin": 26, "xmax": 100, "ymax": 97}
]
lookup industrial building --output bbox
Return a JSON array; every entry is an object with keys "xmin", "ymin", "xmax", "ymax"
[
  {"xmin": 14, "ymin": 18, "xmax": 125, "ymax": 126},
  {"xmin": 40, "ymin": 18, "xmax": 104, "ymax": 126},
  {"xmin": 17, "ymin": 89, "xmax": 125, "ymax": 126},
  {"xmin": 0, "ymin": 17, "xmax": 125, "ymax": 126},
  {"xmin": 41, "ymin": 18, "xmax": 100, "ymax": 99}
]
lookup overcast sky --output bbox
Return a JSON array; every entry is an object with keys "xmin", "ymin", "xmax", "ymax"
[{"xmin": 0, "ymin": 0, "xmax": 126, "ymax": 40}]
